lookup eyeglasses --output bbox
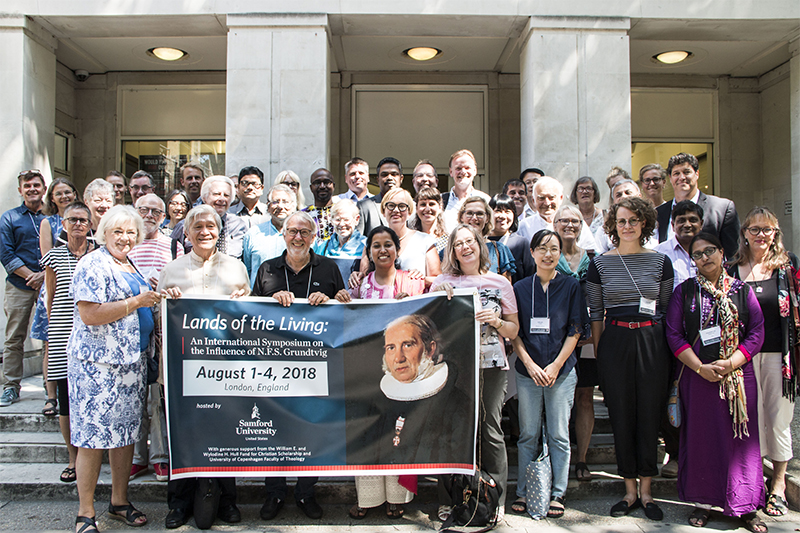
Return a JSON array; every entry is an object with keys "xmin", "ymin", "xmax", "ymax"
[
  {"xmin": 282, "ymin": 181, "xmax": 299, "ymax": 190},
  {"xmin": 384, "ymin": 203, "xmax": 410, "ymax": 213},
  {"xmin": 130, "ymin": 185, "xmax": 154, "ymax": 192},
  {"xmin": 534, "ymin": 245, "xmax": 560, "ymax": 255},
  {"xmin": 641, "ymin": 178, "xmax": 664, "ymax": 185},
  {"xmin": 453, "ymin": 237, "xmax": 477, "ymax": 250},
  {"xmin": 65, "ymin": 217, "xmax": 90, "ymax": 226},
  {"xmin": 413, "ymin": 172, "xmax": 436, "ymax": 179},
  {"xmin": 556, "ymin": 218, "xmax": 581, "ymax": 226},
  {"xmin": 745, "ymin": 226, "xmax": 777, "ymax": 236},
  {"xmin": 463, "ymin": 210, "xmax": 486, "ymax": 219},
  {"xmin": 168, "ymin": 201, "xmax": 188, "ymax": 208},
  {"xmin": 269, "ymin": 199, "xmax": 294, "ymax": 206},
  {"xmin": 240, "ymin": 180, "xmax": 263, "ymax": 189},
  {"xmin": 285, "ymin": 228, "xmax": 314, "ymax": 239},
  {"xmin": 616, "ymin": 217, "xmax": 641, "ymax": 228},
  {"xmin": 137, "ymin": 206, "xmax": 165, "ymax": 217},
  {"xmin": 576, "ymin": 186, "xmax": 594, "ymax": 194},
  {"xmin": 690, "ymin": 246, "xmax": 719, "ymax": 261}
]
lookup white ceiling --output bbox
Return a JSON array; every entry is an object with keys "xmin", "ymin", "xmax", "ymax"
[{"xmin": 35, "ymin": 14, "xmax": 798, "ymax": 79}]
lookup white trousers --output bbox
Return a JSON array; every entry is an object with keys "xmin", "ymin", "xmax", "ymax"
[{"xmin": 752, "ymin": 352, "xmax": 794, "ymax": 462}]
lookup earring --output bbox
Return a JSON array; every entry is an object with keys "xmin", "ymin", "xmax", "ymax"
[{"xmin": 745, "ymin": 240, "xmax": 749, "ymax": 246}]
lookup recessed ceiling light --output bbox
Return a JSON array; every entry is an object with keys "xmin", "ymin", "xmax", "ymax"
[
  {"xmin": 654, "ymin": 50, "xmax": 691, "ymax": 64},
  {"xmin": 404, "ymin": 47, "xmax": 441, "ymax": 61},
  {"xmin": 148, "ymin": 47, "xmax": 187, "ymax": 61}
]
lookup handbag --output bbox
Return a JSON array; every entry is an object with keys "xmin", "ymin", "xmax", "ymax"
[
  {"xmin": 524, "ymin": 425, "xmax": 551, "ymax": 520},
  {"xmin": 440, "ymin": 470, "xmax": 501, "ymax": 531}
]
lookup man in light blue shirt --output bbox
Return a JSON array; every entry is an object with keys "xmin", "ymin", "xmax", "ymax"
[
  {"xmin": 335, "ymin": 157, "xmax": 373, "ymax": 203},
  {"xmin": 654, "ymin": 200, "xmax": 704, "ymax": 290},
  {"xmin": 242, "ymin": 184, "xmax": 296, "ymax": 286}
]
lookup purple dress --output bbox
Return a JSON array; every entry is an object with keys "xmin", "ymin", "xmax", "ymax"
[{"xmin": 665, "ymin": 278, "xmax": 765, "ymax": 516}]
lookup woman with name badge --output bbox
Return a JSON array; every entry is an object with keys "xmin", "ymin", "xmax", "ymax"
[
  {"xmin": 510, "ymin": 229, "xmax": 585, "ymax": 518},
  {"xmin": 665, "ymin": 232, "xmax": 766, "ymax": 532},
  {"xmin": 727, "ymin": 206, "xmax": 798, "ymax": 519},
  {"xmin": 431, "ymin": 224, "xmax": 519, "ymax": 522},
  {"xmin": 586, "ymin": 197, "xmax": 674, "ymax": 521}
]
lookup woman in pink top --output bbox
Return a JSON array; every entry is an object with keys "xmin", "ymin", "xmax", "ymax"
[{"xmin": 339, "ymin": 225, "xmax": 425, "ymax": 519}]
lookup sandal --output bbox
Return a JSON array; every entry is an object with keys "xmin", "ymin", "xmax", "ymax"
[
  {"xmin": 42, "ymin": 398, "xmax": 58, "ymax": 417},
  {"xmin": 75, "ymin": 516, "xmax": 98, "ymax": 533},
  {"xmin": 437, "ymin": 505, "xmax": 453, "ymax": 521},
  {"xmin": 108, "ymin": 501, "xmax": 147, "ymax": 527},
  {"xmin": 688, "ymin": 507, "xmax": 711, "ymax": 527},
  {"xmin": 60, "ymin": 466, "xmax": 77, "ymax": 483},
  {"xmin": 741, "ymin": 511, "xmax": 768, "ymax": 533},
  {"xmin": 547, "ymin": 496, "xmax": 565, "ymax": 519},
  {"xmin": 510, "ymin": 497, "xmax": 527, "ymax": 514},
  {"xmin": 575, "ymin": 461, "xmax": 592, "ymax": 481},
  {"xmin": 348, "ymin": 504, "xmax": 368, "ymax": 519},
  {"xmin": 765, "ymin": 493, "xmax": 788, "ymax": 516},
  {"xmin": 386, "ymin": 503, "xmax": 404, "ymax": 518}
]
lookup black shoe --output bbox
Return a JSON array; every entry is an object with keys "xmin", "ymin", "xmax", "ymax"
[
  {"xmin": 217, "ymin": 502, "xmax": 241, "ymax": 523},
  {"xmin": 297, "ymin": 496, "xmax": 323, "ymax": 519},
  {"xmin": 165, "ymin": 508, "xmax": 190, "ymax": 529},
  {"xmin": 260, "ymin": 496, "xmax": 284, "ymax": 520},
  {"xmin": 193, "ymin": 478, "xmax": 221, "ymax": 530},
  {"xmin": 610, "ymin": 498, "xmax": 641, "ymax": 517},
  {"xmin": 644, "ymin": 502, "xmax": 663, "ymax": 521}
]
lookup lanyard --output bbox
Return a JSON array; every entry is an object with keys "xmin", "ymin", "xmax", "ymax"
[
  {"xmin": 618, "ymin": 253, "xmax": 644, "ymax": 299},
  {"xmin": 285, "ymin": 265, "xmax": 313, "ymax": 298},
  {"xmin": 28, "ymin": 212, "xmax": 40, "ymax": 240},
  {"xmin": 532, "ymin": 275, "xmax": 550, "ymax": 319}
]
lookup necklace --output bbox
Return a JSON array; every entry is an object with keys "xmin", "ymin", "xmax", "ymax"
[
  {"xmin": 110, "ymin": 253, "xmax": 131, "ymax": 267},
  {"xmin": 747, "ymin": 258, "xmax": 770, "ymax": 293}
]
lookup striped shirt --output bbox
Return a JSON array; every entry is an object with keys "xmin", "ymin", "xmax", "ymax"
[
  {"xmin": 586, "ymin": 251, "xmax": 674, "ymax": 322},
  {"xmin": 129, "ymin": 233, "xmax": 183, "ymax": 281}
]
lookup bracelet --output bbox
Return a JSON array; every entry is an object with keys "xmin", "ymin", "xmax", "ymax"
[
  {"xmin": 496, "ymin": 319, "xmax": 504, "ymax": 330},
  {"xmin": 124, "ymin": 298, "xmax": 130, "ymax": 316},
  {"xmin": 695, "ymin": 364, "xmax": 702, "ymax": 374}
]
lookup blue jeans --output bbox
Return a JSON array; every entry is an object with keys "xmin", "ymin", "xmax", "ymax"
[{"xmin": 516, "ymin": 367, "xmax": 577, "ymax": 499}]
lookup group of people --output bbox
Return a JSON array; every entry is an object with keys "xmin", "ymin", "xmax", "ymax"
[{"xmin": 0, "ymin": 148, "xmax": 796, "ymax": 533}]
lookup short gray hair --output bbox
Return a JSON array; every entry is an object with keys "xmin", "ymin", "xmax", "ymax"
[
  {"xmin": 200, "ymin": 175, "xmax": 235, "ymax": 203},
  {"xmin": 532, "ymin": 176, "xmax": 563, "ymax": 197},
  {"xmin": 284, "ymin": 211, "xmax": 317, "ymax": 234},
  {"xmin": 554, "ymin": 204, "xmax": 582, "ymax": 221},
  {"xmin": 135, "ymin": 193, "xmax": 165, "ymax": 211},
  {"xmin": 95, "ymin": 205, "xmax": 145, "ymax": 246},
  {"xmin": 611, "ymin": 178, "xmax": 640, "ymax": 197},
  {"xmin": 83, "ymin": 178, "xmax": 114, "ymax": 203},
  {"xmin": 184, "ymin": 204, "xmax": 222, "ymax": 232},
  {"xmin": 331, "ymin": 198, "xmax": 359, "ymax": 218},
  {"xmin": 268, "ymin": 184, "xmax": 296, "ymax": 204}
]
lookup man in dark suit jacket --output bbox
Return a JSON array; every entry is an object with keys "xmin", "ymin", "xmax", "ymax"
[
  {"xmin": 356, "ymin": 157, "xmax": 404, "ymax": 235},
  {"xmin": 656, "ymin": 153, "xmax": 740, "ymax": 259}
]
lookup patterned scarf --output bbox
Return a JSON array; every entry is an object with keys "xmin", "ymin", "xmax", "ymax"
[{"xmin": 696, "ymin": 270, "xmax": 749, "ymax": 438}]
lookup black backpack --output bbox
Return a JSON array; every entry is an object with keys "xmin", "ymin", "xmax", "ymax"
[{"xmin": 440, "ymin": 470, "xmax": 501, "ymax": 532}]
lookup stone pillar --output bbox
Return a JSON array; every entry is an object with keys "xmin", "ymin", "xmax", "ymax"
[
  {"xmin": 225, "ymin": 14, "xmax": 329, "ymax": 199},
  {"xmin": 520, "ymin": 17, "xmax": 631, "ymax": 204},
  {"xmin": 0, "ymin": 17, "xmax": 56, "ymax": 349},
  {"xmin": 790, "ymin": 39, "xmax": 800, "ymax": 253}
]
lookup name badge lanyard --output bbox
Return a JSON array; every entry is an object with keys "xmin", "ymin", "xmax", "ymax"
[
  {"xmin": 618, "ymin": 254, "xmax": 656, "ymax": 316},
  {"xmin": 695, "ymin": 285, "xmax": 721, "ymax": 347},
  {"xmin": 530, "ymin": 276, "xmax": 551, "ymax": 334},
  {"xmin": 286, "ymin": 265, "xmax": 313, "ymax": 298}
]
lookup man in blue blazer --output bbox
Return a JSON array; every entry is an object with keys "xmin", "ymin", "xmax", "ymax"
[{"xmin": 656, "ymin": 153, "xmax": 740, "ymax": 260}]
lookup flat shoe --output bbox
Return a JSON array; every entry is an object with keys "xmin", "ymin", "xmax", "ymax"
[
  {"xmin": 386, "ymin": 503, "xmax": 404, "ymax": 518},
  {"xmin": 765, "ymin": 493, "xmax": 788, "ymax": 516},
  {"xmin": 510, "ymin": 498, "xmax": 527, "ymax": 514},
  {"xmin": 298, "ymin": 496, "xmax": 323, "ymax": 519},
  {"xmin": 688, "ymin": 507, "xmax": 711, "ymax": 527},
  {"xmin": 575, "ymin": 461, "xmax": 592, "ymax": 481},
  {"xmin": 60, "ymin": 466, "xmax": 77, "ymax": 483},
  {"xmin": 742, "ymin": 511, "xmax": 768, "ymax": 533},
  {"xmin": 165, "ymin": 507, "xmax": 190, "ymax": 529},
  {"xmin": 547, "ymin": 496, "xmax": 565, "ymax": 518},
  {"xmin": 610, "ymin": 498, "xmax": 641, "ymax": 517},
  {"xmin": 260, "ymin": 496, "xmax": 284, "ymax": 520},
  {"xmin": 75, "ymin": 515, "xmax": 98, "ymax": 533},
  {"xmin": 644, "ymin": 501, "xmax": 663, "ymax": 521}
]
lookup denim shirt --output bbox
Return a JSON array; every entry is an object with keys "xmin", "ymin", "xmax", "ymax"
[
  {"xmin": 67, "ymin": 247, "xmax": 146, "ymax": 366},
  {"xmin": 0, "ymin": 204, "xmax": 45, "ymax": 290}
]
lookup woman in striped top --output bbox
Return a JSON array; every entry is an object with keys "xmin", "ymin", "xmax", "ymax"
[{"xmin": 586, "ymin": 197, "xmax": 674, "ymax": 521}]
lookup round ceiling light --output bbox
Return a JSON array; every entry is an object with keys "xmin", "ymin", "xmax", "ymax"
[
  {"xmin": 654, "ymin": 50, "xmax": 691, "ymax": 64},
  {"xmin": 404, "ymin": 47, "xmax": 442, "ymax": 61},
  {"xmin": 148, "ymin": 47, "xmax": 187, "ymax": 61}
]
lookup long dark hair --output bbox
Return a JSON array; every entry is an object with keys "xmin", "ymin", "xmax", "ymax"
[{"xmin": 366, "ymin": 226, "xmax": 401, "ymax": 273}]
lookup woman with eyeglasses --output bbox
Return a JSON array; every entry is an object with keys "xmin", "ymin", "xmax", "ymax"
[
  {"xmin": 665, "ymin": 232, "xmax": 766, "ymax": 532},
  {"xmin": 431, "ymin": 224, "xmax": 520, "ymax": 522},
  {"xmin": 161, "ymin": 189, "xmax": 191, "ymax": 236},
  {"xmin": 41, "ymin": 202, "xmax": 96, "ymax": 485},
  {"xmin": 570, "ymin": 177, "xmax": 604, "ymax": 236},
  {"xmin": 457, "ymin": 196, "xmax": 516, "ymax": 282},
  {"xmin": 32, "ymin": 178, "xmax": 78, "ymax": 418},
  {"xmin": 727, "ymin": 206, "xmax": 799, "ymax": 519},
  {"xmin": 274, "ymin": 169, "xmax": 306, "ymax": 210},
  {"xmin": 586, "ymin": 196, "xmax": 674, "ymax": 521},
  {"xmin": 638, "ymin": 164, "xmax": 667, "ymax": 208}
]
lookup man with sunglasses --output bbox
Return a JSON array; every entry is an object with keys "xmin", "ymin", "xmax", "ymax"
[
  {"xmin": 0, "ymin": 170, "xmax": 47, "ymax": 406},
  {"xmin": 128, "ymin": 193, "xmax": 183, "ymax": 481},
  {"xmin": 228, "ymin": 166, "xmax": 269, "ymax": 228},
  {"xmin": 251, "ymin": 210, "xmax": 346, "ymax": 521},
  {"xmin": 656, "ymin": 153, "xmax": 739, "ymax": 259}
]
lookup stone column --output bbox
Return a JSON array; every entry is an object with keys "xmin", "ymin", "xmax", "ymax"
[
  {"xmin": 520, "ymin": 17, "xmax": 631, "ymax": 204},
  {"xmin": 225, "ymin": 14, "xmax": 329, "ymax": 199},
  {"xmin": 0, "ymin": 17, "xmax": 56, "ymax": 348},
  {"xmin": 791, "ymin": 39, "xmax": 800, "ymax": 253}
]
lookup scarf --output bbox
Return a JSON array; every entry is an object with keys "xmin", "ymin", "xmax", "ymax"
[
  {"xmin": 778, "ymin": 264, "xmax": 800, "ymax": 400},
  {"xmin": 696, "ymin": 270, "xmax": 749, "ymax": 438}
]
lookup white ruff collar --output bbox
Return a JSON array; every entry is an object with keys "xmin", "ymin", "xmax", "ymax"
[{"xmin": 380, "ymin": 363, "xmax": 448, "ymax": 402}]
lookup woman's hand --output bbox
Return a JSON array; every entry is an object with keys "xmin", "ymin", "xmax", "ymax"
[
  {"xmin": 431, "ymin": 282, "xmax": 454, "ymax": 300},
  {"xmin": 523, "ymin": 358, "xmax": 549, "ymax": 387},
  {"xmin": 541, "ymin": 362, "xmax": 562, "ymax": 387},
  {"xmin": 161, "ymin": 287, "xmax": 182, "ymax": 299},
  {"xmin": 697, "ymin": 363, "xmax": 724, "ymax": 383},
  {"xmin": 334, "ymin": 289, "xmax": 351, "ymax": 303},
  {"xmin": 230, "ymin": 288, "xmax": 247, "ymax": 299},
  {"xmin": 395, "ymin": 292, "xmax": 409, "ymax": 300},
  {"xmin": 348, "ymin": 271, "xmax": 364, "ymax": 290},
  {"xmin": 710, "ymin": 359, "xmax": 735, "ymax": 376},
  {"xmin": 134, "ymin": 289, "xmax": 162, "ymax": 309},
  {"xmin": 406, "ymin": 269, "xmax": 425, "ymax": 280},
  {"xmin": 475, "ymin": 308, "xmax": 499, "ymax": 325}
]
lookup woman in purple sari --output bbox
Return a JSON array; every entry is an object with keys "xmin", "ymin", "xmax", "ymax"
[{"xmin": 665, "ymin": 232, "xmax": 766, "ymax": 532}]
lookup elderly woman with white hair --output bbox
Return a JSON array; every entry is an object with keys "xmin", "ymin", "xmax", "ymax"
[
  {"xmin": 171, "ymin": 175, "xmax": 247, "ymax": 259},
  {"xmin": 274, "ymin": 169, "xmax": 306, "ymax": 210},
  {"xmin": 68, "ymin": 205, "xmax": 162, "ymax": 533},
  {"xmin": 313, "ymin": 199, "xmax": 366, "ymax": 281},
  {"xmin": 83, "ymin": 178, "xmax": 115, "ymax": 233}
]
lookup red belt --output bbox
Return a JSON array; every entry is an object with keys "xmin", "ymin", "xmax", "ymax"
[{"xmin": 610, "ymin": 320, "xmax": 655, "ymax": 329}]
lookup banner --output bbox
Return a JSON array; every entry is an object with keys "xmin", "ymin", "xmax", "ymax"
[{"xmin": 163, "ymin": 290, "xmax": 479, "ymax": 479}]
